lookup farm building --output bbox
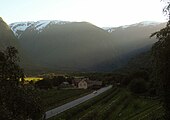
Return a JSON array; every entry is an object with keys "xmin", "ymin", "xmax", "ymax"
[{"xmin": 72, "ymin": 77, "xmax": 102, "ymax": 89}]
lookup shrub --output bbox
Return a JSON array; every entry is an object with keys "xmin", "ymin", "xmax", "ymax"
[
  {"xmin": 35, "ymin": 79, "xmax": 53, "ymax": 89},
  {"xmin": 129, "ymin": 78, "xmax": 147, "ymax": 94}
]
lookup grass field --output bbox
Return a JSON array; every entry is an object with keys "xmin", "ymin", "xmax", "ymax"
[
  {"xmin": 48, "ymin": 88, "xmax": 164, "ymax": 120},
  {"xmin": 24, "ymin": 77, "xmax": 43, "ymax": 81},
  {"xmin": 35, "ymin": 88, "xmax": 92, "ymax": 111}
]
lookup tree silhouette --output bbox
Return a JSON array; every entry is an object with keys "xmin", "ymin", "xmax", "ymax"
[
  {"xmin": 0, "ymin": 46, "xmax": 24, "ymax": 86},
  {"xmin": 0, "ymin": 46, "xmax": 44, "ymax": 120},
  {"xmin": 151, "ymin": 0, "xmax": 170, "ymax": 119}
]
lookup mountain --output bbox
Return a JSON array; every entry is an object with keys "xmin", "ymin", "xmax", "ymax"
[
  {"xmin": 102, "ymin": 21, "xmax": 166, "ymax": 65},
  {"xmin": 10, "ymin": 21, "xmax": 119, "ymax": 72},
  {"xmin": 0, "ymin": 17, "xmax": 19, "ymax": 50},
  {"xmin": 9, "ymin": 20, "xmax": 70, "ymax": 38},
  {"xmin": 9, "ymin": 20, "xmax": 165, "ymax": 72},
  {"xmin": 0, "ymin": 17, "xmax": 39, "ymax": 71}
]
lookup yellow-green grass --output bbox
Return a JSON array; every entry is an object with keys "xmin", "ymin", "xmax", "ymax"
[{"xmin": 24, "ymin": 77, "xmax": 43, "ymax": 81}]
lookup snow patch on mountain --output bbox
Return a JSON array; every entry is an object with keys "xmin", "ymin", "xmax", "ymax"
[
  {"xmin": 10, "ymin": 20, "xmax": 71, "ymax": 36},
  {"xmin": 51, "ymin": 20, "xmax": 70, "ymax": 25},
  {"xmin": 102, "ymin": 27, "xmax": 116, "ymax": 33},
  {"xmin": 107, "ymin": 28, "xmax": 115, "ymax": 33},
  {"xmin": 138, "ymin": 21, "xmax": 160, "ymax": 26},
  {"xmin": 103, "ymin": 21, "xmax": 161, "ymax": 33},
  {"xmin": 34, "ymin": 20, "xmax": 51, "ymax": 32},
  {"xmin": 121, "ymin": 25, "xmax": 130, "ymax": 29},
  {"xmin": 10, "ymin": 22, "xmax": 34, "ymax": 37}
]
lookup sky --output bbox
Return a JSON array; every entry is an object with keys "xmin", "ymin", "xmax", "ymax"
[{"xmin": 0, "ymin": 0, "xmax": 167, "ymax": 27}]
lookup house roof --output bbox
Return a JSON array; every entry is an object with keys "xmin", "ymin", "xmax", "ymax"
[
  {"xmin": 72, "ymin": 78, "xmax": 102, "ymax": 86},
  {"xmin": 92, "ymin": 81, "xmax": 102, "ymax": 85}
]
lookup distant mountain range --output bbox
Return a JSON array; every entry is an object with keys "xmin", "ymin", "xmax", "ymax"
[
  {"xmin": 9, "ymin": 20, "xmax": 119, "ymax": 72},
  {"xmin": 0, "ymin": 18, "xmax": 166, "ymax": 72},
  {"xmin": 10, "ymin": 20, "xmax": 70, "ymax": 38},
  {"xmin": 102, "ymin": 21, "xmax": 165, "ymax": 64}
]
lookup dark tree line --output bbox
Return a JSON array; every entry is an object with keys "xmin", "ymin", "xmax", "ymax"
[
  {"xmin": 0, "ymin": 46, "xmax": 44, "ymax": 120},
  {"xmin": 35, "ymin": 76, "xmax": 72, "ymax": 89}
]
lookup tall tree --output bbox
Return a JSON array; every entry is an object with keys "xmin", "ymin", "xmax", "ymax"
[
  {"xmin": 0, "ymin": 46, "xmax": 44, "ymax": 120},
  {"xmin": 151, "ymin": 0, "xmax": 170, "ymax": 119},
  {"xmin": 0, "ymin": 46, "xmax": 24, "ymax": 85}
]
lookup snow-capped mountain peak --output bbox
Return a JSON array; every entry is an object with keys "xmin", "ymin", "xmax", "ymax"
[
  {"xmin": 103, "ymin": 21, "xmax": 161, "ymax": 33},
  {"xmin": 10, "ymin": 20, "xmax": 70, "ymax": 37},
  {"xmin": 51, "ymin": 20, "xmax": 70, "ymax": 25},
  {"xmin": 138, "ymin": 21, "xmax": 160, "ymax": 26},
  {"xmin": 34, "ymin": 20, "xmax": 51, "ymax": 31}
]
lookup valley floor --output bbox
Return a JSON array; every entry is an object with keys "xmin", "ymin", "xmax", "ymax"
[
  {"xmin": 35, "ymin": 88, "xmax": 92, "ymax": 111},
  {"xmin": 45, "ymin": 86, "xmax": 112, "ymax": 119},
  {"xmin": 47, "ymin": 87, "xmax": 164, "ymax": 120}
]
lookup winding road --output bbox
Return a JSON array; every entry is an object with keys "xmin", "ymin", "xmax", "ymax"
[{"xmin": 45, "ymin": 85, "xmax": 112, "ymax": 119}]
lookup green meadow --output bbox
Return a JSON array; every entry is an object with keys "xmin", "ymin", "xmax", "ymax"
[{"xmin": 48, "ymin": 87, "xmax": 163, "ymax": 120}]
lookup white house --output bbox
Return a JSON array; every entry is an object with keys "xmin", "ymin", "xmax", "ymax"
[{"xmin": 72, "ymin": 77, "xmax": 102, "ymax": 89}]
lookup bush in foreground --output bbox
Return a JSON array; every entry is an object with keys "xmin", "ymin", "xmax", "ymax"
[{"xmin": 129, "ymin": 78, "xmax": 147, "ymax": 94}]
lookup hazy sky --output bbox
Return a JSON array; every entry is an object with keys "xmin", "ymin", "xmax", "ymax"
[{"xmin": 0, "ymin": 0, "xmax": 167, "ymax": 27}]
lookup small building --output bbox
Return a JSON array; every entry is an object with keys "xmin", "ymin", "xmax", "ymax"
[
  {"xmin": 91, "ymin": 81, "xmax": 103, "ymax": 90},
  {"xmin": 62, "ymin": 81, "xmax": 69, "ymax": 85},
  {"xmin": 72, "ymin": 77, "xmax": 102, "ymax": 89},
  {"xmin": 77, "ymin": 79, "xmax": 88, "ymax": 89}
]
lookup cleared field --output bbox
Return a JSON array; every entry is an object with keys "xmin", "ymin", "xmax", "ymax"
[
  {"xmin": 48, "ymin": 88, "xmax": 164, "ymax": 120},
  {"xmin": 36, "ymin": 88, "xmax": 91, "ymax": 111}
]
